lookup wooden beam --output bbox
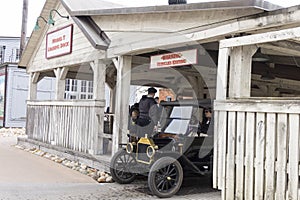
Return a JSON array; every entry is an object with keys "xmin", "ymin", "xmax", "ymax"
[
  {"xmin": 107, "ymin": 9, "xmax": 300, "ymax": 57},
  {"xmin": 216, "ymin": 48, "xmax": 230, "ymax": 100},
  {"xmin": 112, "ymin": 57, "xmax": 119, "ymax": 69},
  {"xmin": 31, "ymin": 72, "xmax": 40, "ymax": 83},
  {"xmin": 87, "ymin": 60, "xmax": 107, "ymax": 155},
  {"xmin": 229, "ymin": 45, "xmax": 257, "ymax": 98},
  {"xmin": 60, "ymin": 67, "xmax": 69, "ymax": 80},
  {"xmin": 53, "ymin": 68, "xmax": 61, "ymax": 78},
  {"xmin": 90, "ymin": 60, "xmax": 106, "ymax": 100},
  {"xmin": 267, "ymin": 55, "xmax": 300, "ymax": 66},
  {"xmin": 112, "ymin": 56, "xmax": 132, "ymax": 155},
  {"xmin": 252, "ymin": 63, "xmax": 300, "ymax": 82},
  {"xmin": 220, "ymin": 26, "xmax": 300, "ymax": 48},
  {"xmin": 53, "ymin": 68, "xmax": 65, "ymax": 100},
  {"xmin": 252, "ymin": 74, "xmax": 300, "ymax": 93},
  {"xmin": 28, "ymin": 72, "xmax": 37, "ymax": 100},
  {"xmin": 259, "ymin": 43, "xmax": 300, "ymax": 57}
]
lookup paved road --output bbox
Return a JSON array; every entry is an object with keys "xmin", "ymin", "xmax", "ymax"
[
  {"xmin": 0, "ymin": 135, "xmax": 221, "ymax": 200},
  {"xmin": 0, "ymin": 136, "xmax": 95, "ymax": 184}
]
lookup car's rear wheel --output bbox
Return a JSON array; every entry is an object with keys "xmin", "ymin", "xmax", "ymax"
[
  {"xmin": 110, "ymin": 149, "xmax": 136, "ymax": 184},
  {"xmin": 148, "ymin": 157, "xmax": 183, "ymax": 198}
]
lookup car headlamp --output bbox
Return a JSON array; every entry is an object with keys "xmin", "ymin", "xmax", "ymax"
[
  {"xmin": 126, "ymin": 143, "xmax": 133, "ymax": 154},
  {"xmin": 146, "ymin": 145, "xmax": 155, "ymax": 158}
]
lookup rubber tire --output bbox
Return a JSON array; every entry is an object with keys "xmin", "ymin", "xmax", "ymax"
[
  {"xmin": 148, "ymin": 157, "xmax": 183, "ymax": 198},
  {"xmin": 110, "ymin": 149, "xmax": 136, "ymax": 184}
]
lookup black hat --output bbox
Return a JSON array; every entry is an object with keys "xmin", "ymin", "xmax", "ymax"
[{"xmin": 148, "ymin": 87, "xmax": 157, "ymax": 94}]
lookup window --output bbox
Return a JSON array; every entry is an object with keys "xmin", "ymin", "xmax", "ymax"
[
  {"xmin": 81, "ymin": 80, "xmax": 87, "ymax": 92},
  {"xmin": 65, "ymin": 79, "xmax": 93, "ymax": 100},
  {"xmin": 71, "ymin": 80, "xmax": 78, "ymax": 92},
  {"xmin": 65, "ymin": 79, "xmax": 77, "ymax": 100},
  {"xmin": 65, "ymin": 79, "xmax": 70, "ymax": 91},
  {"xmin": 166, "ymin": 96, "xmax": 172, "ymax": 101},
  {"xmin": 88, "ymin": 81, "xmax": 93, "ymax": 93},
  {"xmin": 0, "ymin": 46, "xmax": 5, "ymax": 64},
  {"xmin": 80, "ymin": 81, "xmax": 93, "ymax": 99},
  {"xmin": 15, "ymin": 49, "xmax": 20, "ymax": 61}
]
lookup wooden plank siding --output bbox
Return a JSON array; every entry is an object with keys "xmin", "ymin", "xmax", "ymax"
[
  {"xmin": 254, "ymin": 113, "xmax": 265, "ymax": 200},
  {"xmin": 214, "ymin": 99, "xmax": 300, "ymax": 200},
  {"xmin": 235, "ymin": 112, "xmax": 245, "ymax": 200},
  {"xmin": 226, "ymin": 111, "xmax": 236, "ymax": 200},
  {"xmin": 26, "ymin": 100, "xmax": 105, "ymax": 154},
  {"xmin": 28, "ymin": 3, "xmax": 104, "ymax": 73},
  {"xmin": 288, "ymin": 114, "xmax": 299, "ymax": 200},
  {"xmin": 245, "ymin": 112, "xmax": 255, "ymax": 200}
]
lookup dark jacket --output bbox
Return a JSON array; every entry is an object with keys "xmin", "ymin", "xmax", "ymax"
[
  {"xmin": 138, "ymin": 95, "xmax": 158, "ymax": 125},
  {"xmin": 200, "ymin": 118, "xmax": 213, "ymax": 135}
]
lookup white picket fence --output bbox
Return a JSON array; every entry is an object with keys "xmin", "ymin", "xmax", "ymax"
[
  {"xmin": 213, "ymin": 98, "xmax": 300, "ymax": 200},
  {"xmin": 26, "ymin": 100, "xmax": 105, "ymax": 154}
]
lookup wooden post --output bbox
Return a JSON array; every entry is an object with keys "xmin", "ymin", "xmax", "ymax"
[
  {"xmin": 28, "ymin": 72, "xmax": 40, "ymax": 100},
  {"xmin": 216, "ymin": 48, "xmax": 230, "ymax": 100},
  {"xmin": 54, "ymin": 67, "xmax": 69, "ymax": 100},
  {"xmin": 214, "ymin": 47, "xmax": 230, "ymax": 198},
  {"xmin": 112, "ymin": 56, "xmax": 132, "ymax": 155},
  {"xmin": 228, "ymin": 45, "xmax": 257, "ymax": 98},
  {"xmin": 90, "ymin": 60, "xmax": 106, "ymax": 155},
  {"xmin": 109, "ymin": 87, "xmax": 115, "ymax": 113},
  {"xmin": 20, "ymin": 0, "xmax": 28, "ymax": 58},
  {"xmin": 91, "ymin": 60, "xmax": 106, "ymax": 100}
]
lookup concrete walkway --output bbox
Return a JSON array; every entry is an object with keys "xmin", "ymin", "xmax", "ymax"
[{"xmin": 0, "ymin": 136, "xmax": 95, "ymax": 184}]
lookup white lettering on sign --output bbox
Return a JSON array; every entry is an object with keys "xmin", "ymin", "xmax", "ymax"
[
  {"xmin": 150, "ymin": 49, "xmax": 198, "ymax": 69},
  {"xmin": 46, "ymin": 24, "xmax": 73, "ymax": 59}
]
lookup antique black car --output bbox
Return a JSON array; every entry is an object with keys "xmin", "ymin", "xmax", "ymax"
[{"xmin": 110, "ymin": 99, "xmax": 213, "ymax": 198}]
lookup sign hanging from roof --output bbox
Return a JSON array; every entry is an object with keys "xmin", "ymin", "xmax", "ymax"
[
  {"xmin": 150, "ymin": 49, "xmax": 198, "ymax": 69},
  {"xmin": 46, "ymin": 24, "xmax": 73, "ymax": 59}
]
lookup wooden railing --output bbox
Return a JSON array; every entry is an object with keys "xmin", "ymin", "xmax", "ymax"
[
  {"xmin": 213, "ymin": 98, "xmax": 300, "ymax": 200},
  {"xmin": 26, "ymin": 100, "xmax": 105, "ymax": 154}
]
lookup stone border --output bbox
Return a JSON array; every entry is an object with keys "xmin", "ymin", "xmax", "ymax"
[{"xmin": 17, "ymin": 137, "xmax": 113, "ymax": 183}]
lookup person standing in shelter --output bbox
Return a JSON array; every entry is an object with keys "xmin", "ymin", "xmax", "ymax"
[{"xmin": 136, "ymin": 87, "xmax": 159, "ymax": 137}]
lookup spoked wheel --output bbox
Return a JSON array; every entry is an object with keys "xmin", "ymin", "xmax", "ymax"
[
  {"xmin": 148, "ymin": 157, "xmax": 183, "ymax": 198},
  {"xmin": 110, "ymin": 149, "xmax": 136, "ymax": 184}
]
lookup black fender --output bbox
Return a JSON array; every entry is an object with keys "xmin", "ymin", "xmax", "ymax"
[{"xmin": 154, "ymin": 151, "xmax": 204, "ymax": 175}]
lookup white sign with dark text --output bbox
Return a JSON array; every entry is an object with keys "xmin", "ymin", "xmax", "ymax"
[
  {"xmin": 46, "ymin": 24, "xmax": 73, "ymax": 59},
  {"xmin": 150, "ymin": 49, "xmax": 198, "ymax": 69}
]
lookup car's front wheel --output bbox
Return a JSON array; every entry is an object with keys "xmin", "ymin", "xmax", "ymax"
[
  {"xmin": 148, "ymin": 157, "xmax": 183, "ymax": 198},
  {"xmin": 110, "ymin": 149, "xmax": 136, "ymax": 184}
]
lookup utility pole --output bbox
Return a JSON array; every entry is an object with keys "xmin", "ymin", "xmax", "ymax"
[{"xmin": 20, "ymin": 0, "xmax": 28, "ymax": 58}]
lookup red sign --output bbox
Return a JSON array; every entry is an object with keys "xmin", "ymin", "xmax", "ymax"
[
  {"xmin": 150, "ymin": 49, "xmax": 198, "ymax": 69},
  {"xmin": 46, "ymin": 24, "xmax": 73, "ymax": 59}
]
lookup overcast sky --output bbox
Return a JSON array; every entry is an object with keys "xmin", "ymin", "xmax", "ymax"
[{"xmin": 0, "ymin": 0, "xmax": 299, "ymax": 37}]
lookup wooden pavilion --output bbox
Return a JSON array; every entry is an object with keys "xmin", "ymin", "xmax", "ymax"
[{"xmin": 19, "ymin": 0, "xmax": 300, "ymax": 199}]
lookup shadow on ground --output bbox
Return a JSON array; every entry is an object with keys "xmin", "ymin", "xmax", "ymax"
[{"xmin": 131, "ymin": 175, "xmax": 218, "ymax": 197}]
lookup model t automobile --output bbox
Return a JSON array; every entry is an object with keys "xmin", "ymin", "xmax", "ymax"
[{"xmin": 110, "ymin": 99, "xmax": 213, "ymax": 198}]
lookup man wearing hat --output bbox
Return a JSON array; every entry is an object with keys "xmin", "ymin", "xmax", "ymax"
[{"xmin": 136, "ymin": 87, "xmax": 159, "ymax": 137}]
